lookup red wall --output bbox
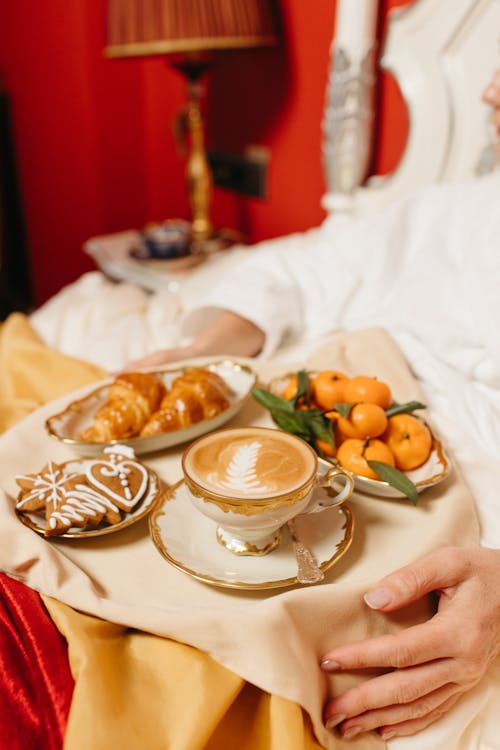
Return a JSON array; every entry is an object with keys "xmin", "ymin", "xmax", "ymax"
[{"xmin": 0, "ymin": 0, "xmax": 413, "ymax": 306}]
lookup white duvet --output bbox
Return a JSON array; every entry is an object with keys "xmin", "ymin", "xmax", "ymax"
[{"xmin": 31, "ymin": 169, "xmax": 500, "ymax": 749}]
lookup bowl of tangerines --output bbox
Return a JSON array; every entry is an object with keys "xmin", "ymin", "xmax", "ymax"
[{"xmin": 252, "ymin": 369, "xmax": 450, "ymax": 504}]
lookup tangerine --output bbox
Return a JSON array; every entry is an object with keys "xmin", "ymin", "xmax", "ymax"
[
  {"xmin": 313, "ymin": 370, "xmax": 348, "ymax": 410},
  {"xmin": 281, "ymin": 374, "xmax": 313, "ymax": 403},
  {"xmin": 337, "ymin": 402, "xmax": 388, "ymax": 439},
  {"xmin": 315, "ymin": 437, "xmax": 336, "ymax": 458},
  {"xmin": 282, "ymin": 375, "xmax": 298, "ymax": 400},
  {"xmin": 337, "ymin": 438, "xmax": 395, "ymax": 480},
  {"xmin": 343, "ymin": 375, "xmax": 392, "ymax": 409},
  {"xmin": 384, "ymin": 413, "xmax": 432, "ymax": 471}
]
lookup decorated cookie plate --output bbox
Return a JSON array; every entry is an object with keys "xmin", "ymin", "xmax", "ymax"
[
  {"xmin": 45, "ymin": 360, "xmax": 256, "ymax": 457},
  {"xmin": 149, "ymin": 479, "xmax": 354, "ymax": 590},
  {"xmin": 15, "ymin": 447, "xmax": 161, "ymax": 539}
]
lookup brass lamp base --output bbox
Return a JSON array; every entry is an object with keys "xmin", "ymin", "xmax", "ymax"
[
  {"xmin": 171, "ymin": 53, "xmax": 214, "ymax": 242},
  {"xmin": 190, "ymin": 226, "xmax": 246, "ymax": 255}
]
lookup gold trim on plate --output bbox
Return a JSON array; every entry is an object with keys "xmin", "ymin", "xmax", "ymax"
[
  {"xmin": 149, "ymin": 480, "xmax": 354, "ymax": 590},
  {"xmin": 15, "ymin": 462, "xmax": 163, "ymax": 540},
  {"xmin": 268, "ymin": 370, "xmax": 452, "ymax": 498},
  {"xmin": 44, "ymin": 360, "xmax": 257, "ymax": 456}
]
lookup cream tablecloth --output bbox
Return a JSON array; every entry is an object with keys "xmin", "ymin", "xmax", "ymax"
[{"xmin": 0, "ymin": 317, "xmax": 485, "ymax": 749}]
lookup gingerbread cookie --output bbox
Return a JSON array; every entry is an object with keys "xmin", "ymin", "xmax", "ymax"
[
  {"xmin": 83, "ymin": 445, "xmax": 151, "ymax": 512},
  {"xmin": 15, "ymin": 445, "xmax": 153, "ymax": 537},
  {"xmin": 44, "ymin": 474, "xmax": 122, "ymax": 536},
  {"xmin": 16, "ymin": 461, "xmax": 82, "ymax": 530}
]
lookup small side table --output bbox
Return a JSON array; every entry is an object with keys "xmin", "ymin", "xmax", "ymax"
[{"xmin": 84, "ymin": 228, "xmax": 245, "ymax": 294}]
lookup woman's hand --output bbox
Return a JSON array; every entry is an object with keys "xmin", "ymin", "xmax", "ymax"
[
  {"xmin": 123, "ymin": 311, "xmax": 265, "ymax": 370},
  {"xmin": 482, "ymin": 69, "xmax": 500, "ymax": 153},
  {"xmin": 321, "ymin": 546, "xmax": 500, "ymax": 741},
  {"xmin": 124, "ymin": 344, "xmax": 201, "ymax": 370}
]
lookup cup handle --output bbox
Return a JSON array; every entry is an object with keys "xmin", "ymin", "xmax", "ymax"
[{"xmin": 300, "ymin": 466, "xmax": 354, "ymax": 516}]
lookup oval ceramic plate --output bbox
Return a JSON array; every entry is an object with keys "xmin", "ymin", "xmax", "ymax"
[
  {"xmin": 269, "ymin": 371, "xmax": 452, "ymax": 499},
  {"xmin": 318, "ymin": 443, "xmax": 451, "ymax": 499},
  {"xmin": 45, "ymin": 360, "xmax": 257, "ymax": 457},
  {"xmin": 15, "ymin": 458, "xmax": 161, "ymax": 539},
  {"xmin": 149, "ymin": 479, "xmax": 354, "ymax": 590}
]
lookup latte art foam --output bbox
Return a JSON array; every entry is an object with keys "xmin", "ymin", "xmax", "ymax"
[{"xmin": 183, "ymin": 427, "xmax": 317, "ymax": 499}]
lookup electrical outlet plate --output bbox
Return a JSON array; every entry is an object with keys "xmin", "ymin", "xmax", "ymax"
[{"xmin": 208, "ymin": 147, "xmax": 269, "ymax": 199}]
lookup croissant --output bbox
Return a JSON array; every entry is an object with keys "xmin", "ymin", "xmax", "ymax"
[
  {"xmin": 107, "ymin": 372, "xmax": 167, "ymax": 413},
  {"xmin": 169, "ymin": 368, "xmax": 231, "ymax": 419},
  {"xmin": 139, "ymin": 391, "xmax": 204, "ymax": 436},
  {"xmin": 79, "ymin": 372, "xmax": 166, "ymax": 442},
  {"xmin": 140, "ymin": 369, "xmax": 230, "ymax": 437}
]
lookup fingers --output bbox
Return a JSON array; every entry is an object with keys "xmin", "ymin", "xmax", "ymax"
[
  {"xmin": 121, "ymin": 353, "xmax": 166, "ymax": 370},
  {"xmin": 321, "ymin": 549, "xmax": 469, "ymax": 672},
  {"xmin": 492, "ymin": 108, "xmax": 500, "ymax": 147},
  {"xmin": 321, "ymin": 619, "xmax": 445, "ymax": 671},
  {"xmin": 361, "ymin": 547, "xmax": 468, "ymax": 612},
  {"xmin": 376, "ymin": 693, "xmax": 462, "ymax": 741},
  {"xmin": 483, "ymin": 70, "xmax": 500, "ymax": 151},
  {"xmin": 123, "ymin": 348, "xmax": 189, "ymax": 370},
  {"xmin": 341, "ymin": 691, "xmax": 462, "ymax": 741},
  {"xmin": 482, "ymin": 69, "xmax": 500, "ymax": 106},
  {"xmin": 323, "ymin": 657, "xmax": 459, "ymax": 729},
  {"xmin": 321, "ymin": 548, "xmax": 500, "ymax": 740},
  {"xmin": 379, "ymin": 692, "xmax": 462, "ymax": 741}
]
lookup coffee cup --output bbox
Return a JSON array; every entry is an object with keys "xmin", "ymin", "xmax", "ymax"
[{"xmin": 182, "ymin": 426, "xmax": 354, "ymax": 556}]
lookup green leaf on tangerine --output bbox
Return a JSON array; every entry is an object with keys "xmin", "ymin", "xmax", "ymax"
[
  {"xmin": 299, "ymin": 408, "xmax": 335, "ymax": 447},
  {"xmin": 295, "ymin": 369, "xmax": 311, "ymax": 404},
  {"xmin": 333, "ymin": 402, "xmax": 354, "ymax": 419},
  {"xmin": 366, "ymin": 461, "xmax": 419, "ymax": 505},
  {"xmin": 251, "ymin": 387, "xmax": 294, "ymax": 414},
  {"xmin": 271, "ymin": 409, "xmax": 312, "ymax": 439},
  {"xmin": 251, "ymin": 386, "xmax": 334, "ymax": 449}
]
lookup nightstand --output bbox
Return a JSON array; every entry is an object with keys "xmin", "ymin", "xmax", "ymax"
[{"xmin": 84, "ymin": 228, "xmax": 246, "ymax": 294}]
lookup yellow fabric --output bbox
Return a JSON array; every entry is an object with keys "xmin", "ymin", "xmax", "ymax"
[
  {"xmin": 0, "ymin": 313, "xmax": 106, "ymax": 430},
  {"xmin": 43, "ymin": 597, "xmax": 325, "ymax": 750},
  {"xmin": 0, "ymin": 314, "xmax": 330, "ymax": 750}
]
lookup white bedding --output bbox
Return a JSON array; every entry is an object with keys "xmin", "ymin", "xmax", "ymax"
[
  {"xmin": 32, "ymin": 170, "xmax": 500, "ymax": 547},
  {"xmin": 31, "ymin": 169, "xmax": 500, "ymax": 749}
]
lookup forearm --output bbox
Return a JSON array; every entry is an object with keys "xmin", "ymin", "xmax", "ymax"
[
  {"xmin": 187, "ymin": 310, "xmax": 265, "ymax": 358},
  {"xmin": 124, "ymin": 310, "xmax": 265, "ymax": 370}
]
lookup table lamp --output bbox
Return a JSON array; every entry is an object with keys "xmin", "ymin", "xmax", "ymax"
[{"xmin": 105, "ymin": 0, "xmax": 279, "ymax": 244}]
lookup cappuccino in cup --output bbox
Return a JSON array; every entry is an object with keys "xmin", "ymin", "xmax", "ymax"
[
  {"xmin": 183, "ymin": 425, "xmax": 316, "ymax": 501},
  {"xmin": 182, "ymin": 426, "xmax": 353, "ymax": 556}
]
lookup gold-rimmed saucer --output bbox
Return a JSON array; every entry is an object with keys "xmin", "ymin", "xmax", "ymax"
[{"xmin": 149, "ymin": 480, "xmax": 354, "ymax": 590}]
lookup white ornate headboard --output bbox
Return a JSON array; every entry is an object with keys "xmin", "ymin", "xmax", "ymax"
[{"xmin": 322, "ymin": 0, "xmax": 500, "ymax": 215}]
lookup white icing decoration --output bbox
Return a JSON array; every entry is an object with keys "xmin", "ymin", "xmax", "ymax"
[
  {"xmin": 104, "ymin": 444, "xmax": 135, "ymax": 459},
  {"xmin": 48, "ymin": 485, "xmax": 121, "ymax": 529},
  {"xmin": 86, "ymin": 457, "xmax": 149, "ymax": 508},
  {"xmin": 16, "ymin": 462, "xmax": 78, "ymax": 509}
]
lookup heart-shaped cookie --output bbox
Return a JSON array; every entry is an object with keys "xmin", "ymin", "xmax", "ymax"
[{"xmin": 84, "ymin": 446, "xmax": 150, "ymax": 511}]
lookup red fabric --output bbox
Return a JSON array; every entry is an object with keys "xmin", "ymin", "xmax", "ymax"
[{"xmin": 0, "ymin": 573, "xmax": 73, "ymax": 750}]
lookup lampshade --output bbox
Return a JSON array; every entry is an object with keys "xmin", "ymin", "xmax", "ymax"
[
  {"xmin": 105, "ymin": 0, "xmax": 279, "ymax": 244},
  {"xmin": 105, "ymin": 0, "xmax": 278, "ymax": 58}
]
